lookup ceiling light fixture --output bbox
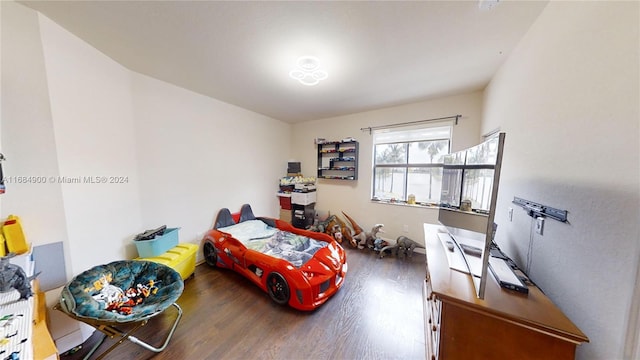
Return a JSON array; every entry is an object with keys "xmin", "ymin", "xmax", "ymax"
[
  {"xmin": 478, "ymin": 0, "xmax": 500, "ymax": 10},
  {"xmin": 289, "ymin": 56, "xmax": 328, "ymax": 86}
]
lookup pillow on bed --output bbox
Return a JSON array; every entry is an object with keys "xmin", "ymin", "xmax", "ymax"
[{"xmin": 218, "ymin": 219, "xmax": 277, "ymax": 243}]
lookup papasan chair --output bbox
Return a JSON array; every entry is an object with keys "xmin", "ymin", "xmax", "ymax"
[{"xmin": 57, "ymin": 260, "xmax": 184, "ymax": 359}]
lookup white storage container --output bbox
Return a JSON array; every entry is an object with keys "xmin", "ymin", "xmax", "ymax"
[{"xmin": 291, "ymin": 191, "xmax": 317, "ymax": 205}]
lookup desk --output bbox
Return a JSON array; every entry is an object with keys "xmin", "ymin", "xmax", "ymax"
[
  {"xmin": 423, "ymin": 224, "xmax": 588, "ymax": 359},
  {"xmin": 33, "ymin": 280, "xmax": 58, "ymax": 360}
]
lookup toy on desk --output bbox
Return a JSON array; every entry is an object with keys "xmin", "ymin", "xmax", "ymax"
[
  {"xmin": 0, "ymin": 254, "xmax": 38, "ymax": 300},
  {"xmin": 0, "ymin": 313, "xmax": 24, "ymax": 348},
  {"xmin": 1, "ymin": 216, "xmax": 29, "ymax": 255}
]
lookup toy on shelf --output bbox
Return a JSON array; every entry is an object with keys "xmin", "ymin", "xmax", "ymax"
[
  {"xmin": 279, "ymin": 176, "xmax": 316, "ymax": 187},
  {"xmin": 0, "ymin": 253, "xmax": 39, "ymax": 300},
  {"xmin": 279, "ymin": 176, "xmax": 317, "ymax": 197},
  {"xmin": 2, "ymin": 215, "xmax": 29, "ymax": 255}
]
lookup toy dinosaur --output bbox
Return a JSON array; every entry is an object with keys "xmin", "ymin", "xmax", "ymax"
[
  {"xmin": 342, "ymin": 212, "xmax": 384, "ymax": 249},
  {"xmin": 309, "ymin": 214, "xmax": 356, "ymax": 247},
  {"xmin": 363, "ymin": 224, "xmax": 385, "ymax": 249},
  {"xmin": 327, "ymin": 223, "xmax": 343, "ymax": 244},
  {"xmin": 327, "ymin": 215, "xmax": 356, "ymax": 247},
  {"xmin": 307, "ymin": 214, "xmax": 332, "ymax": 233},
  {"xmin": 373, "ymin": 238, "xmax": 390, "ymax": 252},
  {"xmin": 378, "ymin": 236, "xmax": 425, "ymax": 259},
  {"xmin": 0, "ymin": 253, "xmax": 39, "ymax": 300}
]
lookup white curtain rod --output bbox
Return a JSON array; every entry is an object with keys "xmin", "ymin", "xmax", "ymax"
[{"xmin": 360, "ymin": 114, "xmax": 461, "ymax": 134}]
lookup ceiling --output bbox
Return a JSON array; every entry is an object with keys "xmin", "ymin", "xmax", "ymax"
[{"xmin": 20, "ymin": 1, "xmax": 548, "ymax": 123}]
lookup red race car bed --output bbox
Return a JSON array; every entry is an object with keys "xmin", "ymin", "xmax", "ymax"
[{"xmin": 202, "ymin": 204, "xmax": 347, "ymax": 311}]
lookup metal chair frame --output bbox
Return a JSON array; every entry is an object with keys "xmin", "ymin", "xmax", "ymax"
[{"xmin": 56, "ymin": 302, "xmax": 182, "ymax": 359}]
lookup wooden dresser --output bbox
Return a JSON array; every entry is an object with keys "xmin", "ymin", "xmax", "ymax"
[{"xmin": 423, "ymin": 224, "xmax": 588, "ymax": 360}]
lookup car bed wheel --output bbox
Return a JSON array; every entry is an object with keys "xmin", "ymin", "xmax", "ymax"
[
  {"xmin": 203, "ymin": 242, "xmax": 217, "ymax": 268},
  {"xmin": 266, "ymin": 272, "xmax": 290, "ymax": 305}
]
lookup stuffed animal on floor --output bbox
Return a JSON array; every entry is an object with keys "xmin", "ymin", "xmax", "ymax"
[
  {"xmin": 338, "ymin": 216, "xmax": 357, "ymax": 248},
  {"xmin": 327, "ymin": 223, "xmax": 343, "ymax": 244},
  {"xmin": 307, "ymin": 213, "xmax": 332, "ymax": 233},
  {"xmin": 307, "ymin": 212, "xmax": 356, "ymax": 247},
  {"xmin": 325, "ymin": 215, "xmax": 356, "ymax": 247},
  {"xmin": 307, "ymin": 215, "xmax": 356, "ymax": 247},
  {"xmin": 342, "ymin": 212, "xmax": 384, "ymax": 249},
  {"xmin": 373, "ymin": 238, "xmax": 390, "ymax": 252},
  {"xmin": 378, "ymin": 236, "xmax": 425, "ymax": 259},
  {"xmin": 362, "ymin": 224, "xmax": 384, "ymax": 249}
]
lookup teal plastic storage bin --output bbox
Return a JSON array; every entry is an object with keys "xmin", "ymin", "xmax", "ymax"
[{"xmin": 134, "ymin": 227, "xmax": 179, "ymax": 258}]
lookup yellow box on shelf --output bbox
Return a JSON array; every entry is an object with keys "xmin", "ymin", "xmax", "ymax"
[
  {"xmin": 0, "ymin": 234, "xmax": 5, "ymax": 257},
  {"xmin": 2, "ymin": 215, "xmax": 29, "ymax": 255},
  {"xmin": 136, "ymin": 243, "xmax": 197, "ymax": 280}
]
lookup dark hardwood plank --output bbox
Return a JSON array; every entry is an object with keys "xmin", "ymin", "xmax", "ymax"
[{"xmin": 61, "ymin": 247, "xmax": 426, "ymax": 360}]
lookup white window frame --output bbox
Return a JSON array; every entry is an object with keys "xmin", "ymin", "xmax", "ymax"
[{"xmin": 371, "ymin": 124, "xmax": 452, "ymax": 205}]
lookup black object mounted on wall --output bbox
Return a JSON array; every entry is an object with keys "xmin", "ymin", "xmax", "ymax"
[
  {"xmin": 317, "ymin": 140, "xmax": 358, "ymax": 180},
  {"xmin": 512, "ymin": 197, "xmax": 568, "ymax": 223},
  {"xmin": 0, "ymin": 153, "xmax": 5, "ymax": 194}
]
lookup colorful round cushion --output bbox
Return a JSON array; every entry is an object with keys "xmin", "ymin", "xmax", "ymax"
[{"xmin": 59, "ymin": 260, "xmax": 184, "ymax": 323}]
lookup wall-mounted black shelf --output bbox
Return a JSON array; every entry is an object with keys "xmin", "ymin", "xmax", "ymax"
[
  {"xmin": 317, "ymin": 140, "xmax": 358, "ymax": 180},
  {"xmin": 512, "ymin": 197, "xmax": 568, "ymax": 222}
]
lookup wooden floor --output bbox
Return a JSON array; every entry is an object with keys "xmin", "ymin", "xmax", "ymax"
[{"xmin": 61, "ymin": 247, "xmax": 427, "ymax": 360}]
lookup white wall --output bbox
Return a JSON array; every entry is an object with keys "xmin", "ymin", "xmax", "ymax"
[
  {"xmin": 0, "ymin": 1, "xmax": 3, "ymax": 216},
  {"xmin": 1, "ymin": 1, "xmax": 69, "ymax": 261},
  {"xmin": 6, "ymin": 1, "xmax": 637, "ymax": 358},
  {"xmin": 2, "ymin": 1, "xmax": 292, "ymax": 349},
  {"xmin": 1, "ymin": 1, "xmax": 92, "ymax": 350},
  {"xmin": 2, "ymin": 1, "xmax": 291, "ymax": 274},
  {"xmin": 291, "ymin": 91, "xmax": 483, "ymax": 245},
  {"xmin": 38, "ymin": 14, "xmax": 144, "ymax": 273},
  {"xmin": 131, "ymin": 73, "xmax": 291, "ymax": 255},
  {"xmin": 482, "ymin": 2, "xmax": 639, "ymax": 359}
]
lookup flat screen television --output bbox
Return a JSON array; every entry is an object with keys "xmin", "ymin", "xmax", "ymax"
[{"xmin": 438, "ymin": 132, "xmax": 505, "ymax": 299}]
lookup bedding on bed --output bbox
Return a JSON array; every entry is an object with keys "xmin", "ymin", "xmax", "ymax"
[{"xmin": 218, "ymin": 220, "xmax": 329, "ymax": 268}]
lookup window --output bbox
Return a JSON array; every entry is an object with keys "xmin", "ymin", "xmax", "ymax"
[
  {"xmin": 372, "ymin": 125, "xmax": 451, "ymax": 204},
  {"xmin": 440, "ymin": 135, "xmax": 500, "ymax": 212}
]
